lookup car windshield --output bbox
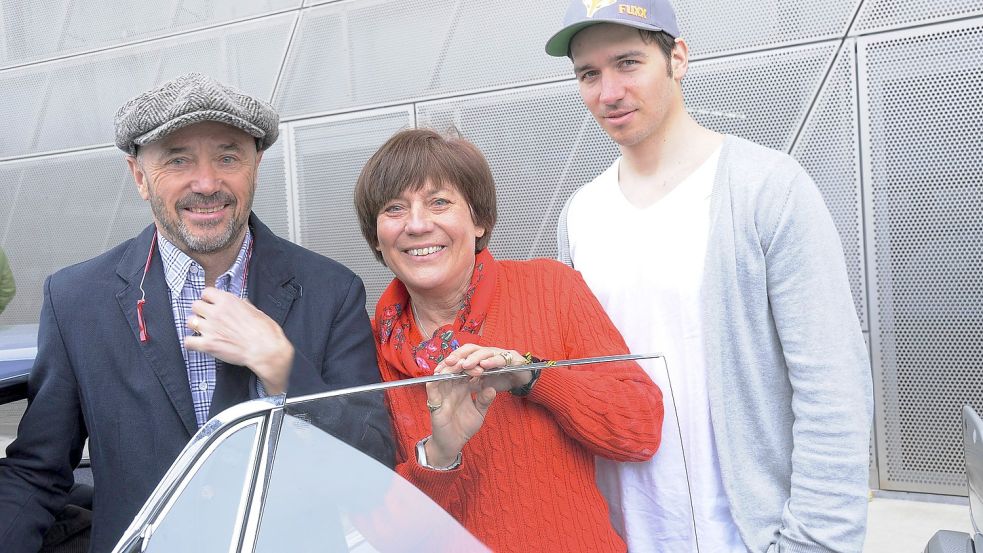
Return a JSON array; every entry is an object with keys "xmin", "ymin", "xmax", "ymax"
[{"xmin": 119, "ymin": 354, "xmax": 690, "ymax": 553}]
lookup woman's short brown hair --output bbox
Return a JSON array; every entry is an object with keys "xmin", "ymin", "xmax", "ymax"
[{"xmin": 354, "ymin": 128, "xmax": 497, "ymax": 264}]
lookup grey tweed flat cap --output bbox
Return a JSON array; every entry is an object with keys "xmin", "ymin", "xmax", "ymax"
[{"xmin": 114, "ymin": 72, "xmax": 279, "ymax": 155}]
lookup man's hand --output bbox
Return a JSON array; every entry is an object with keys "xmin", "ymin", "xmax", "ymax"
[{"xmin": 185, "ymin": 287, "xmax": 294, "ymax": 395}]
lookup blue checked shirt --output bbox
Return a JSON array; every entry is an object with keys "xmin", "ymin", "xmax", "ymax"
[{"xmin": 158, "ymin": 230, "xmax": 252, "ymax": 428}]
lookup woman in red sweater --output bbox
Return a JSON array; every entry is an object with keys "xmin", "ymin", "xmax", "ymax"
[{"xmin": 354, "ymin": 129, "xmax": 663, "ymax": 552}]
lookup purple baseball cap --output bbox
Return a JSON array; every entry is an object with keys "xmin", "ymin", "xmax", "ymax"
[{"xmin": 545, "ymin": 0, "xmax": 681, "ymax": 57}]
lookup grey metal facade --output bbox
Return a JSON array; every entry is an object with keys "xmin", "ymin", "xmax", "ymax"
[{"xmin": 0, "ymin": 0, "xmax": 981, "ymax": 496}]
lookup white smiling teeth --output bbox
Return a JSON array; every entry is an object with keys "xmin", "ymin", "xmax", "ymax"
[
  {"xmin": 408, "ymin": 246, "xmax": 443, "ymax": 256},
  {"xmin": 189, "ymin": 206, "xmax": 222, "ymax": 214}
]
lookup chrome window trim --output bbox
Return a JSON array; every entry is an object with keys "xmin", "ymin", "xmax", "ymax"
[
  {"xmin": 228, "ymin": 417, "xmax": 268, "ymax": 553},
  {"xmin": 283, "ymin": 353, "xmax": 664, "ymax": 406},
  {"xmin": 238, "ymin": 407, "xmax": 285, "ymax": 553}
]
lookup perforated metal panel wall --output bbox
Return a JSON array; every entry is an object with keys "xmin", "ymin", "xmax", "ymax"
[
  {"xmin": 861, "ymin": 20, "xmax": 983, "ymax": 494},
  {"xmin": 0, "ymin": 15, "xmax": 294, "ymax": 159},
  {"xmin": 0, "ymin": 149, "xmax": 149, "ymax": 324},
  {"xmin": 291, "ymin": 109, "xmax": 413, "ymax": 311},
  {"xmin": 0, "ymin": 0, "xmax": 302, "ymax": 70},
  {"xmin": 274, "ymin": 0, "xmax": 571, "ymax": 118},
  {"xmin": 684, "ymin": 43, "xmax": 836, "ymax": 151},
  {"xmin": 253, "ymin": 138, "xmax": 291, "ymax": 240},
  {"xmin": 790, "ymin": 43, "xmax": 867, "ymax": 330},
  {"xmin": 1, "ymin": 0, "xmax": 982, "ymax": 497},
  {"xmin": 675, "ymin": 0, "xmax": 860, "ymax": 57},
  {"xmin": 854, "ymin": 0, "xmax": 983, "ymax": 34}
]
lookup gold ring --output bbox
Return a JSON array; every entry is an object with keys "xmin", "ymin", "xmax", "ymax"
[
  {"xmin": 426, "ymin": 400, "xmax": 442, "ymax": 414},
  {"xmin": 498, "ymin": 351, "xmax": 514, "ymax": 366},
  {"xmin": 190, "ymin": 317, "xmax": 201, "ymax": 335}
]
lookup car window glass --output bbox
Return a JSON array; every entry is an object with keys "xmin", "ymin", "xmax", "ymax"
[
  {"xmin": 121, "ymin": 355, "xmax": 683, "ymax": 552},
  {"xmin": 254, "ymin": 387, "xmax": 487, "ymax": 552},
  {"xmin": 144, "ymin": 420, "xmax": 260, "ymax": 553}
]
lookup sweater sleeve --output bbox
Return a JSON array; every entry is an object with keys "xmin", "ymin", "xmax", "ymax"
[
  {"xmin": 763, "ymin": 168, "xmax": 873, "ymax": 553},
  {"xmin": 393, "ymin": 438, "xmax": 463, "ymax": 514},
  {"xmin": 525, "ymin": 266, "xmax": 663, "ymax": 462}
]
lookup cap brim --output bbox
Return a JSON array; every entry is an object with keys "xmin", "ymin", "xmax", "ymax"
[
  {"xmin": 545, "ymin": 19, "xmax": 675, "ymax": 57},
  {"xmin": 545, "ymin": 21, "xmax": 601, "ymax": 57},
  {"xmin": 133, "ymin": 110, "xmax": 265, "ymax": 147}
]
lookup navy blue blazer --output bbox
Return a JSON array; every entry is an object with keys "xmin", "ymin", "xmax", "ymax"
[{"xmin": 0, "ymin": 215, "xmax": 393, "ymax": 552}]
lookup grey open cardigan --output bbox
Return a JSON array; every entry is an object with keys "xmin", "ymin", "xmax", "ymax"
[{"xmin": 558, "ymin": 135, "xmax": 873, "ymax": 553}]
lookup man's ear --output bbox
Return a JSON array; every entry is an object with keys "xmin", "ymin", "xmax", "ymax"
[
  {"xmin": 126, "ymin": 155, "xmax": 150, "ymax": 201},
  {"xmin": 670, "ymin": 37, "xmax": 690, "ymax": 81}
]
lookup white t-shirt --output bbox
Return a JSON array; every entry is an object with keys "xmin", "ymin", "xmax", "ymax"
[{"xmin": 566, "ymin": 147, "xmax": 746, "ymax": 552}]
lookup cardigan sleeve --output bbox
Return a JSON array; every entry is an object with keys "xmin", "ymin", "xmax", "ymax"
[
  {"xmin": 555, "ymin": 194, "xmax": 575, "ymax": 268},
  {"xmin": 763, "ymin": 168, "xmax": 873, "ymax": 553},
  {"xmin": 525, "ymin": 266, "xmax": 663, "ymax": 462}
]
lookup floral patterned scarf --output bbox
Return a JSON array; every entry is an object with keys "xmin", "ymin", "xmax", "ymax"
[{"xmin": 375, "ymin": 248, "xmax": 497, "ymax": 378}]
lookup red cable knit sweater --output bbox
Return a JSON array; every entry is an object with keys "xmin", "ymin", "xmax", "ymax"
[{"xmin": 375, "ymin": 259, "xmax": 664, "ymax": 552}]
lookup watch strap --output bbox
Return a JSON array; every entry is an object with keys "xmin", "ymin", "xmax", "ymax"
[{"xmin": 416, "ymin": 436, "xmax": 462, "ymax": 471}]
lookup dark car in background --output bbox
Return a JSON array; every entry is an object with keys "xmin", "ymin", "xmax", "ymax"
[{"xmin": 0, "ymin": 323, "xmax": 36, "ymax": 405}]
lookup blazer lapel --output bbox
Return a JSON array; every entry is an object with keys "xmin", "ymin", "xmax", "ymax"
[
  {"xmin": 209, "ymin": 216, "xmax": 299, "ymax": 417},
  {"xmin": 116, "ymin": 225, "xmax": 198, "ymax": 436},
  {"xmin": 248, "ymin": 216, "xmax": 299, "ymax": 327}
]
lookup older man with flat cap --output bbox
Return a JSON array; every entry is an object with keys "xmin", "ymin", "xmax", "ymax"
[{"xmin": 0, "ymin": 73, "xmax": 393, "ymax": 553}]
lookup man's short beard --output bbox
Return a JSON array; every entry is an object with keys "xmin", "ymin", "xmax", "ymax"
[{"xmin": 150, "ymin": 192, "xmax": 249, "ymax": 254}]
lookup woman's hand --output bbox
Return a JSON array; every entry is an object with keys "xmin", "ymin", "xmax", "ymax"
[
  {"xmin": 423, "ymin": 344, "xmax": 538, "ymax": 467},
  {"xmin": 435, "ymin": 343, "xmax": 533, "ymax": 393},
  {"xmin": 424, "ymin": 362, "xmax": 497, "ymax": 468}
]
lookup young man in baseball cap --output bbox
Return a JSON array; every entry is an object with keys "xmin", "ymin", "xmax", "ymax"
[{"xmin": 548, "ymin": 2, "xmax": 873, "ymax": 551}]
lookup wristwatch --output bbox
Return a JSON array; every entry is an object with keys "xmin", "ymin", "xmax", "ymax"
[{"xmin": 416, "ymin": 436, "xmax": 462, "ymax": 471}]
